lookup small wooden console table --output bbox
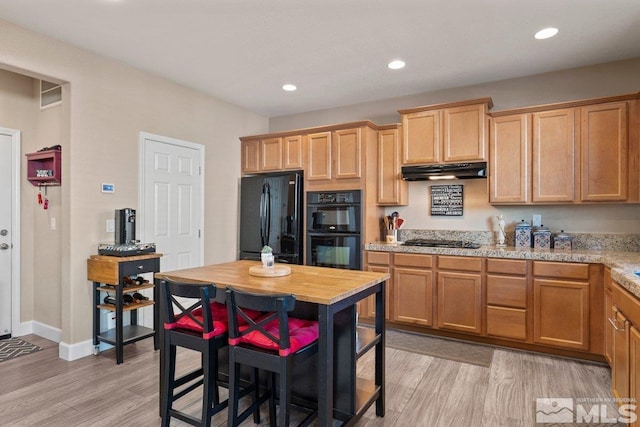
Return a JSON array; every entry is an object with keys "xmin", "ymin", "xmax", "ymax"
[{"xmin": 87, "ymin": 253, "xmax": 162, "ymax": 364}]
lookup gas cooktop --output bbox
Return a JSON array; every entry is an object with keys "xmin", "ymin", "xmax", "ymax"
[{"xmin": 402, "ymin": 239, "xmax": 482, "ymax": 249}]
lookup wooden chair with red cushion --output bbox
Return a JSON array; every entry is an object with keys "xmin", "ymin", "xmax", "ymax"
[
  {"xmin": 160, "ymin": 279, "xmax": 260, "ymax": 427},
  {"xmin": 225, "ymin": 286, "xmax": 319, "ymax": 427}
]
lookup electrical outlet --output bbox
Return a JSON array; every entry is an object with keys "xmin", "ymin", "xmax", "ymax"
[
  {"xmin": 532, "ymin": 214, "xmax": 542, "ymax": 227},
  {"xmin": 50, "ymin": 217, "xmax": 56, "ymax": 231},
  {"xmin": 106, "ymin": 219, "xmax": 115, "ymax": 232}
]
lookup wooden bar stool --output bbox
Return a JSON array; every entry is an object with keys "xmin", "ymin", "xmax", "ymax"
[
  {"xmin": 160, "ymin": 279, "xmax": 260, "ymax": 427},
  {"xmin": 225, "ymin": 286, "xmax": 319, "ymax": 427}
]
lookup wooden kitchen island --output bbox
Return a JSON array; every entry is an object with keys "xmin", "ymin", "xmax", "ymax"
[{"xmin": 155, "ymin": 260, "xmax": 389, "ymax": 426}]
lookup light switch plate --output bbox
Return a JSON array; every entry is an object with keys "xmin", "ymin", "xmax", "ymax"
[
  {"xmin": 532, "ymin": 214, "xmax": 542, "ymax": 227},
  {"xmin": 106, "ymin": 219, "xmax": 115, "ymax": 232}
]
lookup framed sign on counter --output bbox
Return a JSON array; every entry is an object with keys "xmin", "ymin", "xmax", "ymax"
[{"xmin": 430, "ymin": 185, "xmax": 463, "ymax": 216}]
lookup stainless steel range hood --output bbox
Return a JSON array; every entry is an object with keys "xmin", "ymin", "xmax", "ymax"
[{"xmin": 401, "ymin": 162, "xmax": 487, "ymax": 181}]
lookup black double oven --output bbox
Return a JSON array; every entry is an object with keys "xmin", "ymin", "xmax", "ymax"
[{"xmin": 306, "ymin": 190, "xmax": 361, "ymax": 271}]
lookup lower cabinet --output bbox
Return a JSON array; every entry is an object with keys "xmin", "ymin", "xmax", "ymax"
[
  {"xmin": 361, "ymin": 251, "xmax": 603, "ymax": 358},
  {"xmin": 486, "ymin": 259, "xmax": 528, "ymax": 341},
  {"xmin": 393, "ymin": 254, "xmax": 433, "ymax": 326},
  {"xmin": 607, "ymin": 279, "xmax": 640, "ymax": 422},
  {"xmin": 437, "ymin": 256, "xmax": 482, "ymax": 335},
  {"xmin": 533, "ymin": 261, "xmax": 590, "ymax": 351}
]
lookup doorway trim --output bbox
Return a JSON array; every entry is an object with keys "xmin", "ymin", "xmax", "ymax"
[{"xmin": 0, "ymin": 127, "xmax": 22, "ymax": 336}]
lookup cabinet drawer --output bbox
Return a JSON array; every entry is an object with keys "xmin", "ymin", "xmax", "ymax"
[
  {"xmin": 366, "ymin": 251, "xmax": 390, "ymax": 266},
  {"xmin": 394, "ymin": 253, "xmax": 433, "ymax": 268},
  {"xmin": 438, "ymin": 256, "xmax": 482, "ymax": 272},
  {"xmin": 487, "ymin": 306, "xmax": 527, "ymax": 340},
  {"xmin": 614, "ymin": 282, "xmax": 640, "ymax": 329},
  {"xmin": 487, "ymin": 259, "xmax": 527, "ymax": 275},
  {"xmin": 487, "ymin": 275, "xmax": 527, "ymax": 308},
  {"xmin": 121, "ymin": 258, "xmax": 160, "ymax": 278},
  {"xmin": 533, "ymin": 261, "xmax": 589, "ymax": 280}
]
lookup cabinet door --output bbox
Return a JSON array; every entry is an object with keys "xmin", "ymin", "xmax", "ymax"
[
  {"xmin": 489, "ymin": 114, "xmax": 530, "ymax": 203},
  {"xmin": 580, "ymin": 101, "xmax": 628, "ymax": 202},
  {"xmin": 532, "ymin": 108, "xmax": 576, "ymax": 202},
  {"xmin": 260, "ymin": 137, "xmax": 283, "ymax": 171},
  {"xmin": 283, "ymin": 135, "xmax": 303, "ymax": 170},
  {"xmin": 437, "ymin": 271, "xmax": 482, "ymax": 334},
  {"xmin": 402, "ymin": 110, "xmax": 440, "ymax": 164},
  {"xmin": 630, "ymin": 326, "xmax": 640, "ymax": 427},
  {"xmin": 241, "ymin": 139, "xmax": 260, "ymax": 174},
  {"xmin": 333, "ymin": 128, "xmax": 361, "ymax": 179},
  {"xmin": 612, "ymin": 310, "xmax": 630, "ymax": 401},
  {"xmin": 377, "ymin": 127, "xmax": 407, "ymax": 205},
  {"xmin": 443, "ymin": 103, "xmax": 487, "ymax": 162},
  {"xmin": 307, "ymin": 132, "xmax": 332, "ymax": 181},
  {"xmin": 393, "ymin": 267, "xmax": 433, "ymax": 326},
  {"xmin": 533, "ymin": 279, "xmax": 589, "ymax": 350}
]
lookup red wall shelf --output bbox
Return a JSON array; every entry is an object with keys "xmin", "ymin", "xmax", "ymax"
[{"xmin": 26, "ymin": 148, "xmax": 62, "ymax": 186}]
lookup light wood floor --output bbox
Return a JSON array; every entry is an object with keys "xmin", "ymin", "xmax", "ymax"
[{"xmin": 0, "ymin": 334, "xmax": 617, "ymax": 426}]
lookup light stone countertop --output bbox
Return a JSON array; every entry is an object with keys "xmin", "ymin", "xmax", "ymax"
[{"xmin": 364, "ymin": 242, "xmax": 640, "ymax": 299}]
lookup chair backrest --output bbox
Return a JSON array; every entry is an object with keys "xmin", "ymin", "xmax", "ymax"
[
  {"xmin": 226, "ymin": 286, "xmax": 296, "ymax": 352},
  {"xmin": 160, "ymin": 278, "xmax": 220, "ymax": 339}
]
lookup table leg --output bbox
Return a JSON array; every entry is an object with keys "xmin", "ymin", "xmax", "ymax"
[
  {"xmin": 375, "ymin": 280, "xmax": 386, "ymax": 416},
  {"xmin": 93, "ymin": 282, "xmax": 100, "ymax": 347},
  {"xmin": 317, "ymin": 304, "xmax": 334, "ymax": 427},
  {"xmin": 116, "ymin": 282, "xmax": 124, "ymax": 365}
]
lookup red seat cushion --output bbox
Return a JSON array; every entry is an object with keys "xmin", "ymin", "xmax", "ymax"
[
  {"xmin": 165, "ymin": 302, "xmax": 263, "ymax": 340},
  {"xmin": 234, "ymin": 316, "xmax": 319, "ymax": 356}
]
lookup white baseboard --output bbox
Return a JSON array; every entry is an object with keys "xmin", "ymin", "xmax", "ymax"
[
  {"xmin": 59, "ymin": 339, "xmax": 94, "ymax": 361},
  {"xmin": 14, "ymin": 320, "xmax": 62, "ymax": 343}
]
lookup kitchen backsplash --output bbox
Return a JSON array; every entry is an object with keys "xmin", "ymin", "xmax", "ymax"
[{"xmin": 394, "ymin": 229, "xmax": 640, "ymax": 252}]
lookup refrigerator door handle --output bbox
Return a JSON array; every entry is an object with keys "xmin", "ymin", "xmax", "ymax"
[
  {"xmin": 264, "ymin": 183, "xmax": 272, "ymax": 245},
  {"xmin": 259, "ymin": 183, "xmax": 266, "ymax": 247}
]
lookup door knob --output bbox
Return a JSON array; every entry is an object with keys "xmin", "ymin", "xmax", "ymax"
[{"xmin": 0, "ymin": 243, "xmax": 9, "ymax": 250}]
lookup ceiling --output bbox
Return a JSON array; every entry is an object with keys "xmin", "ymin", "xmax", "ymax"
[{"xmin": 1, "ymin": 0, "xmax": 639, "ymax": 118}]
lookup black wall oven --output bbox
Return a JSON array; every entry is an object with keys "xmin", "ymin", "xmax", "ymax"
[{"xmin": 306, "ymin": 190, "xmax": 361, "ymax": 270}]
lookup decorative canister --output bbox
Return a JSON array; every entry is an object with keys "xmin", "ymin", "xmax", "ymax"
[
  {"xmin": 553, "ymin": 230, "xmax": 573, "ymax": 250},
  {"xmin": 532, "ymin": 225, "xmax": 551, "ymax": 249},
  {"xmin": 514, "ymin": 219, "xmax": 531, "ymax": 248}
]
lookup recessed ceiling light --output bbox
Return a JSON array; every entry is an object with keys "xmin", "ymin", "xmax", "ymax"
[
  {"xmin": 534, "ymin": 27, "xmax": 559, "ymax": 40},
  {"xmin": 388, "ymin": 60, "xmax": 406, "ymax": 70},
  {"xmin": 282, "ymin": 84, "xmax": 297, "ymax": 92}
]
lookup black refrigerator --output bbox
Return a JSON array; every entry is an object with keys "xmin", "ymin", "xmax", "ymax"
[{"xmin": 239, "ymin": 171, "xmax": 303, "ymax": 264}]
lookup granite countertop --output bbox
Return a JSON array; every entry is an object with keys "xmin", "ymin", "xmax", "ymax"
[{"xmin": 364, "ymin": 241, "xmax": 640, "ymax": 299}]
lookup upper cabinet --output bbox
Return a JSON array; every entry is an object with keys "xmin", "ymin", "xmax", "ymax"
[
  {"xmin": 240, "ymin": 134, "xmax": 303, "ymax": 174},
  {"xmin": 399, "ymin": 98, "xmax": 493, "ymax": 165},
  {"xmin": 489, "ymin": 93, "xmax": 640, "ymax": 205},
  {"xmin": 377, "ymin": 124, "xmax": 408, "ymax": 206}
]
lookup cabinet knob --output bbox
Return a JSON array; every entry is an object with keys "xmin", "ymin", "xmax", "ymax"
[{"xmin": 0, "ymin": 243, "xmax": 9, "ymax": 250}]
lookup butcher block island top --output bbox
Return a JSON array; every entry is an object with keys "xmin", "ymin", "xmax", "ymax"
[{"xmin": 155, "ymin": 259, "xmax": 390, "ymax": 305}]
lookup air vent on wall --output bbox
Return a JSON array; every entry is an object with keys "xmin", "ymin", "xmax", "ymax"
[{"xmin": 40, "ymin": 80, "xmax": 62, "ymax": 109}]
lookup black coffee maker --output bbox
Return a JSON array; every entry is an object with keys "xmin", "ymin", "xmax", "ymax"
[{"xmin": 115, "ymin": 208, "xmax": 136, "ymax": 244}]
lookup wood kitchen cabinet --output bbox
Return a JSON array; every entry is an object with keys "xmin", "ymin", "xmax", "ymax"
[
  {"xmin": 486, "ymin": 259, "xmax": 529, "ymax": 341},
  {"xmin": 399, "ymin": 98, "xmax": 492, "ymax": 165},
  {"xmin": 377, "ymin": 124, "xmax": 408, "ymax": 206},
  {"xmin": 532, "ymin": 108, "xmax": 577, "ymax": 203},
  {"xmin": 240, "ymin": 135, "xmax": 303, "ymax": 174},
  {"xmin": 436, "ymin": 256, "xmax": 483, "ymax": 335},
  {"xmin": 489, "ymin": 114, "xmax": 530, "ymax": 203},
  {"xmin": 490, "ymin": 93, "xmax": 640, "ymax": 205},
  {"xmin": 307, "ymin": 128, "xmax": 362, "ymax": 181},
  {"xmin": 605, "ymin": 268, "xmax": 615, "ymax": 364},
  {"xmin": 393, "ymin": 254, "xmax": 434, "ymax": 326},
  {"xmin": 360, "ymin": 251, "xmax": 391, "ymax": 320},
  {"xmin": 533, "ymin": 261, "xmax": 590, "ymax": 350},
  {"xmin": 607, "ymin": 279, "xmax": 640, "ymax": 415},
  {"xmin": 580, "ymin": 101, "xmax": 628, "ymax": 202}
]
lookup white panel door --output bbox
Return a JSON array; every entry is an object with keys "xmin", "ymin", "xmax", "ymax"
[
  {"xmin": 141, "ymin": 134, "xmax": 204, "ymax": 273},
  {"xmin": 0, "ymin": 130, "xmax": 16, "ymax": 337}
]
